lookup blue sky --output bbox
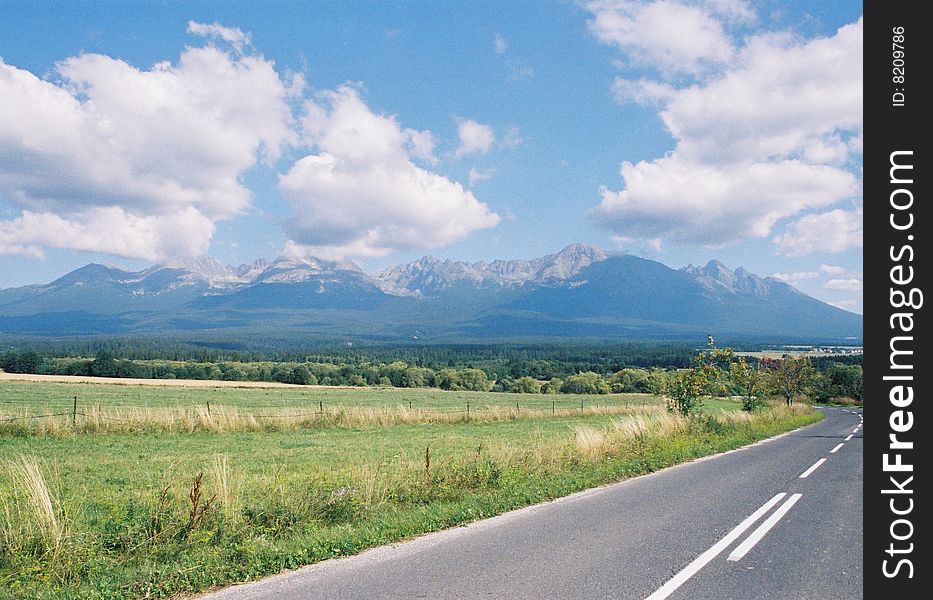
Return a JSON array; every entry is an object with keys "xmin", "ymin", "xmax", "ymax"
[{"xmin": 0, "ymin": 1, "xmax": 863, "ymax": 312}]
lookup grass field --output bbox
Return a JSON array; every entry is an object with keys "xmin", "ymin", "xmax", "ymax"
[
  {"xmin": 0, "ymin": 380, "xmax": 654, "ymax": 412},
  {"xmin": 0, "ymin": 381, "xmax": 821, "ymax": 599}
]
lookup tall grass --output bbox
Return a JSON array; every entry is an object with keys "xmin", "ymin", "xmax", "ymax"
[
  {"xmin": 0, "ymin": 403, "xmax": 821, "ymax": 599},
  {"xmin": 0, "ymin": 402, "xmax": 666, "ymax": 437},
  {"xmin": 1, "ymin": 457, "xmax": 65, "ymax": 561},
  {"xmin": 210, "ymin": 454, "xmax": 241, "ymax": 523}
]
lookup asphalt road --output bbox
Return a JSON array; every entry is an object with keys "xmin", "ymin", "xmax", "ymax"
[{"xmin": 199, "ymin": 407, "xmax": 863, "ymax": 600}]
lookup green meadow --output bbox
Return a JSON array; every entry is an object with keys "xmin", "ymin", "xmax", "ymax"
[{"xmin": 0, "ymin": 381, "xmax": 821, "ymax": 599}]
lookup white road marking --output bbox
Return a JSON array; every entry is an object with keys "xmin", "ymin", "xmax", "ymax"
[
  {"xmin": 799, "ymin": 458, "xmax": 827, "ymax": 479},
  {"xmin": 845, "ymin": 434, "xmax": 853, "ymax": 441},
  {"xmin": 830, "ymin": 443, "xmax": 844, "ymax": 453},
  {"xmin": 644, "ymin": 493, "xmax": 787, "ymax": 600},
  {"xmin": 728, "ymin": 494, "xmax": 803, "ymax": 562},
  {"xmin": 852, "ymin": 428, "xmax": 859, "ymax": 434}
]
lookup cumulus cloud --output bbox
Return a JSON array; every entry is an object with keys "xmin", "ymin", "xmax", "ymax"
[
  {"xmin": 586, "ymin": 5, "xmax": 863, "ymax": 252},
  {"xmin": 824, "ymin": 278, "xmax": 863, "ymax": 292},
  {"xmin": 454, "ymin": 119, "xmax": 496, "ymax": 157},
  {"xmin": 586, "ymin": 0, "xmax": 736, "ymax": 76},
  {"xmin": 279, "ymin": 86, "xmax": 499, "ymax": 258},
  {"xmin": 0, "ymin": 29, "xmax": 298, "ymax": 261},
  {"xmin": 468, "ymin": 167, "xmax": 497, "ymax": 186},
  {"xmin": 771, "ymin": 270, "xmax": 819, "ymax": 285},
  {"xmin": 0, "ymin": 207, "xmax": 215, "ymax": 259},
  {"xmin": 187, "ymin": 21, "xmax": 252, "ymax": 52},
  {"xmin": 828, "ymin": 299, "xmax": 859, "ymax": 311},
  {"xmin": 820, "ymin": 264, "xmax": 846, "ymax": 276},
  {"xmin": 590, "ymin": 156, "xmax": 855, "ymax": 245},
  {"xmin": 772, "ymin": 208, "xmax": 863, "ymax": 256}
]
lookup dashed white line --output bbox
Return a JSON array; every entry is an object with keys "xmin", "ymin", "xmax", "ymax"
[
  {"xmin": 845, "ymin": 434, "xmax": 853, "ymax": 441},
  {"xmin": 644, "ymin": 493, "xmax": 787, "ymax": 600},
  {"xmin": 852, "ymin": 428, "xmax": 859, "ymax": 434},
  {"xmin": 830, "ymin": 443, "xmax": 844, "ymax": 453},
  {"xmin": 799, "ymin": 458, "xmax": 827, "ymax": 479},
  {"xmin": 728, "ymin": 494, "xmax": 803, "ymax": 562}
]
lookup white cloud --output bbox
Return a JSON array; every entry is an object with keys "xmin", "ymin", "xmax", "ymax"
[
  {"xmin": 819, "ymin": 264, "xmax": 846, "ymax": 276},
  {"xmin": 771, "ymin": 270, "xmax": 819, "ymax": 285},
  {"xmin": 824, "ymin": 278, "xmax": 862, "ymax": 292},
  {"xmin": 773, "ymin": 208, "xmax": 863, "ymax": 256},
  {"xmin": 494, "ymin": 33, "xmax": 508, "ymax": 54},
  {"xmin": 610, "ymin": 234, "xmax": 662, "ymax": 253},
  {"xmin": 0, "ymin": 207, "xmax": 214, "ymax": 260},
  {"xmin": 0, "ymin": 30, "xmax": 298, "ymax": 261},
  {"xmin": 590, "ymin": 156, "xmax": 856, "ymax": 245},
  {"xmin": 500, "ymin": 126, "xmax": 523, "ymax": 148},
  {"xmin": 454, "ymin": 119, "xmax": 496, "ymax": 157},
  {"xmin": 586, "ymin": 0, "xmax": 735, "ymax": 76},
  {"xmin": 187, "ymin": 21, "xmax": 252, "ymax": 52},
  {"xmin": 588, "ymin": 11, "xmax": 863, "ymax": 250},
  {"xmin": 659, "ymin": 22, "xmax": 862, "ymax": 165},
  {"xmin": 828, "ymin": 298, "xmax": 859, "ymax": 311},
  {"xmin": 404, "ymin": 129, "xmax": 438, "ymax": 164},
  {"xmin": 468, "ymin": 167, "xmax": 497, "ymax": 186},
  {"xmin": 611, "ymin": 78, "xmax": 676, "ymax": 105},
  {"xmin": 279, "ymin": 86, "xmax": 499, "ymax": 258},
  {"xmin": 701, "ymin": 0, "xmax": 756, "ymax": 24}
]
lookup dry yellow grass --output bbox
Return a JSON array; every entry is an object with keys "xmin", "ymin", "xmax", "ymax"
[
  {"xmin": 2, "ymin": 457, "xmax": 64, "ymax": 560},
  {"xmin": 0, "ymin": 402, "xmax": 665, "ymax": 437}
]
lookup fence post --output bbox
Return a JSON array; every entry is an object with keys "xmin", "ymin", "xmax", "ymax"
[
  {"xmin": 72, "ymin": 396, "xmax": 77, "ymax": 427},
  {"xmin": 466, "ymin": 402, "xmax": 470, "ymax": 419},
  {"xmin": 207, "ymin": 401, "xmax": 211, "ymax": 416},
  {"xmin": 552, "ymin": 400, "xmax": 555, "ymax": 415},
  {"xmin": 319, "ymin": 400, "xmax": 323, "ymax": 416},
  {"xmin": 581, "ymin": 399, "xmax": 584, "ymax": 413},
  {"xmin": 424, "ymin": 446, "xmax": 431, "ymax": 482},
  {"xmin": 409, "ymin": 399, "xmax": 412, "ymax": 411}
]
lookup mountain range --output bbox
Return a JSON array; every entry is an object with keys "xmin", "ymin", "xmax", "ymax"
[{"xmin": 0, "ymin": 244, "xmax": 862, "ymax": 342}]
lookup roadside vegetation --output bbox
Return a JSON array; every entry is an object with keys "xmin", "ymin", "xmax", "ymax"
[
  {"xmin": 0, "ymin": 392, "xmax": 818, "ymax": 599},
  {"xmin": 0, "ymin": 340, "xmax": 840, "ymax": 598}
]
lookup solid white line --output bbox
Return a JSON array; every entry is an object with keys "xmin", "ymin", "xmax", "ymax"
[
  {"xmin": 830, "ymin": 443, "xmax": 844, "ymax": 453},
  {"xmin": 727, "ymin": 494, "xmax": 803, "ymax": 561},
  {"xmin": 799, "ymin": 458, "xmax": 827, "ymax": 478},
  {"xmin": 643, "ymin": 493, "xmax": 787, "ymax": 600},
  {"xmin": 845, "ymin": 434, "xmax": 853, "ymax": 441}
]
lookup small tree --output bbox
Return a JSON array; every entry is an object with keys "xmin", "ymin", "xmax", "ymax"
[
  {"xmin": 666, "ymin": 336, "xmax": 733, "ymax": 416},
  {"xmin": 769, "ymin": 356, "xmax": 815, "ymax": 405},
  {"xmin": 731, "ymin": 357, "xmax": 765, "ymax": 411},
  {"xmin": 511, "ymin": 376, "xmax": 542, "ymax": 394}
]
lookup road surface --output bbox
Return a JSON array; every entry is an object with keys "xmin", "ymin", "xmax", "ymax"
[{"xmin": 199, "ymin": 406, "xmax": 863, "ymax": 599}]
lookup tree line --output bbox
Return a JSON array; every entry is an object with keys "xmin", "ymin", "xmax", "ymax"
[{"xmin": 0, "ymin": 346, "xmax": 862, "ymax": 403}]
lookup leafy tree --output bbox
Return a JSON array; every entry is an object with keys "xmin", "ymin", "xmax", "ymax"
[
  {"xmin": 541, "ymin": 377, "xmax": 563, "ymax": 394},
  {"xmin": 511, "ymin": 376, "xmax": 542, "ymax": 394},
  {"xmin": 458, "ymin": 368, "xmax": 491, "ymax": 392},
  {"xmin": 666, "ymin": 336, "xmax": 732, "ymax": 416},
  {"xmin": 435, "ymin": 368, "xmax": 462, "ymax": 390},
  {"xmin": 814, "ymin": 363, "xmax": 863, "ymax": 402},
  {"xmin": 731, "ymin": 357, "xmax": 765, "ymax": 411},
  {"xmin": 768, "ymin": 356, "xmax": 815, "ymax": 405},
  {"xmin": 290, "ymin": 365, "xmax": 316, "ymax": 385},
  {"xmin": 561, "ymin": 372, "xmax": 610, "ymax": 394}
]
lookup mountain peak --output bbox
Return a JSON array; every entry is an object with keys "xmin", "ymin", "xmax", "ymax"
[{"xmin": 374, "ymin": 243, "xmax": 610, "ymax": 297}]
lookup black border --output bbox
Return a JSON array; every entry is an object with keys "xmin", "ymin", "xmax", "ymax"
[{"xmin": 865, "ymin": 3, "xmax": 928, "ymax": 596}]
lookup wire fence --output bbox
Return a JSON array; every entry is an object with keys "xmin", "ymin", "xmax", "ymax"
[{"xmin": 0, "ymin": 394, "xmax": 657, "ymax": 427}]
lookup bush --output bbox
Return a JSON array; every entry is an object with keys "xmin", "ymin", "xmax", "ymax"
[
  {"xmin": 511, "ymin": 376, "xmax": 542, "ymax": 394},
  {"xmin": 561, "ymin": 372, "xmax": 610, "ymax": 395}
]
